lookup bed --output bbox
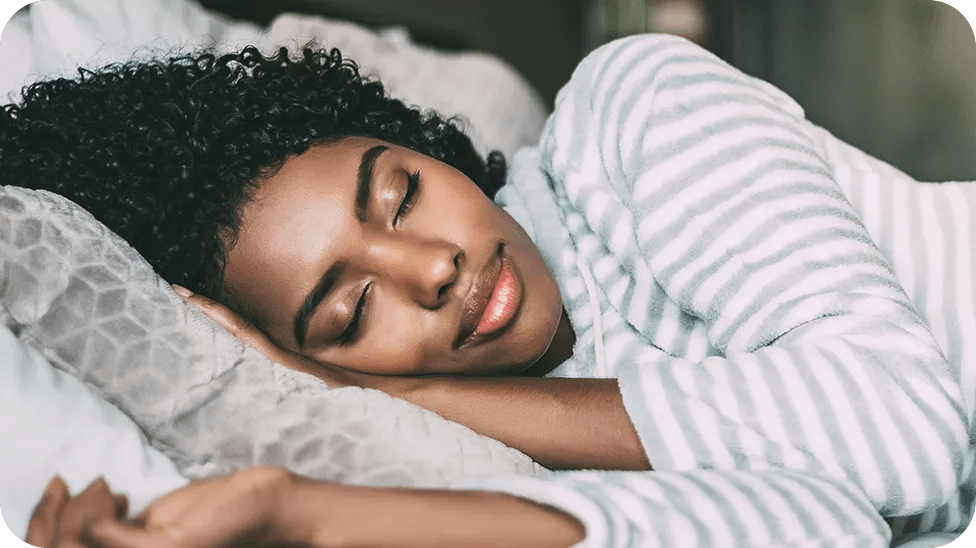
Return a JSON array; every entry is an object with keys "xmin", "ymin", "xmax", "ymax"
[
  {"xmin": 0, "ymin": 1, "xmax": 972, "ymax": 547},
  {"xmin": 0, "ymin": 0, "xmax": 548, "ymax": 538}
]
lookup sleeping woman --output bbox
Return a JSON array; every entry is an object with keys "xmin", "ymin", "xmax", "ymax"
[{"xmin": 7, "ymin": 34, "xmax": 972, "ymax": 547}]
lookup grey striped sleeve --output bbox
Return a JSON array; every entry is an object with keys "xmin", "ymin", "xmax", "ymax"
[
  {"xmin": 452, "ymin": 468, "xmax": 891, "ymax": 548},
  {"xmin": 540, "ymin": 35, "xmax": 967, "ymax": 515},
  {"xmin": 806, "ymin": 123, "xmax": 976, "ymax": 537}
]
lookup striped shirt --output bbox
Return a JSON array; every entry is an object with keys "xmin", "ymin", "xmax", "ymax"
[{"xmin": 454, "ymin": 34, "xmax": 972, "ymax": 547}]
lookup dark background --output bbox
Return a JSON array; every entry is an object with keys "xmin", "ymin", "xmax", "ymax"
[{"xmin": 199, "ymin": 0, "xmax": 976, "ymax": 182}]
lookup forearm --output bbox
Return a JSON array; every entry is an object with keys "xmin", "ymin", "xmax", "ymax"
[
  {"xmin": 397, "ymin": 376, "xmax": 650, "ymax": 471},
  {"xmin": 284, "ymin": 477, "xmax": 585, "ymax": 548}
]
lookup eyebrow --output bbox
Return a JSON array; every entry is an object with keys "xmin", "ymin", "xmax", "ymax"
[{"xmin": 356, "ymin": 145, "xmax": 388, "ymax": 222}]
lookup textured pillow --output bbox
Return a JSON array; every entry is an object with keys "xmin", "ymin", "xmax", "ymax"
[
  {"xmin": 0, "ymin": 324, "xmax": 188, "ymax": 539},
  {"xmin": 0, "ymin": 185, "xmax": 540, "ymax": 487},
  {"xmin": 0, "ymin": 0, "xmax": 548, "ymax": 159}
]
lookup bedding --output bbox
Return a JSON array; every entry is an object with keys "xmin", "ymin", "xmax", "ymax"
[
  {"xmin": 0, "ymin": 183, "xmax": 538, "ymax": 521},
  {"xmin": 0, "ymin": 0, "xmax": 544, "ymax": 537},
  {"xmin": 1, "ymin": 2, "xmax": 974, "ymax": 547},
  {"xmin": 0, "ymin": 324, "xmax": 188, "ymax": 539},
  {"xmin": 0, "ymin": 0, "xmax": 547, "ymax": 159}
]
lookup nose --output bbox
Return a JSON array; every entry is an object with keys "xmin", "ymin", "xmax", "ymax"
[{"xmin": 368, "ymin": 234, "xmax": 460, "ymax": 309}]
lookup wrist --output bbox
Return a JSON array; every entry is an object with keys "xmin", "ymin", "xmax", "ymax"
[
  {"xmin": 258, "ymin": 468, "xmax": 327, "ymax": 547},
  {"xmin": 277, "ymin": 474, "xmax": 370, "ymax": 548}
]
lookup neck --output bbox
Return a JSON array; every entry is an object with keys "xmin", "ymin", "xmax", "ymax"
[{"xmin": 522, "ymin": 309, "xmax": 575, "ymax": 377}]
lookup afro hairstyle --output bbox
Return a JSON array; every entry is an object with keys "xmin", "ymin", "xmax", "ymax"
[{"xmin": 0, "ymin": 45, "xmax": 507, "ymax": 300}]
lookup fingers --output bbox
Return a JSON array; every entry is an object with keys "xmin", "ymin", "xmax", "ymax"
[
  {"xmin": 26, "ymin": 476, "xmax": 69, "ymax": 547},
  {"xmin": 172, "ymin": 285, "xmax": 247, "ymax": 336},
  {"xmin": 26, "ymin": 477, "xmax": 129, "ymax": 548},
  {"xmin": 172, "ymin": 285, "xmax": 271, "ymax": 347},
  {"xmin": 171, "ymin": 285, "xmax": 304, "ymax": 367},
  {"xmin": 59, "ymin": 478, "xmax": 125, "ymax": 544},
  {"xmin": 170, "ymin": 286, "xmax": 358, "ymax": 389}
]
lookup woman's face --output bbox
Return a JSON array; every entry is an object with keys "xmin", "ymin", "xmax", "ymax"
[{"xmin": 222, "ymin": 137, "xmax": 564, "ymax": 376}]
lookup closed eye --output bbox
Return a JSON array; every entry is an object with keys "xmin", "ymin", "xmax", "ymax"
[
  {"xmin": 336, "ymin": 283, "xmax": 370, "ymax": 346},
  {"xmin": 393, "ymin": 170, "xmax": 420, "ymax": 226}
]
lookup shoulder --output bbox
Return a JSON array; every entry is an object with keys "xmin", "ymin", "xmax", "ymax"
[
  {"xmin": 558, "ymin": 34, "xmax": 717, "ymax": 98},
  {"xmin": 554, "ymin": 34, "xmax": 804, "ymax": 122}
]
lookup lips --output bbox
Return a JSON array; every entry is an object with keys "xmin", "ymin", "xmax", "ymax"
[
  {"xmin": 455, "ymin": 244, "xmax": 522, "ymax": 347},
  {"xmin": 475, "ymin": 260, "xmax": 520, "ymax": 335}
]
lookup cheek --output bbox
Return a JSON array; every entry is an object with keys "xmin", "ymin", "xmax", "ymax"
[{"xmin": 316, "ymin": 331, "xmax": 434, "ymax": 376}]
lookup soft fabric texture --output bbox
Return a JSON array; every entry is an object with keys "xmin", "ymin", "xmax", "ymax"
[
  {"xmin": 0, "ymin": 185, "xmax": 539, "ymax": 488},
  {"xmin": 2, "ymin": 4, "xmax": 973, "ymax": 544},
  {"xmin": 0, "ymin": 0, "xmax": 546, "ymax": 536},
  {"xmin": 0, "ymin": 0, "xmax": 547, "ymax": 159},
  {"xmin": 0, "ymin": 325, "xmax": 189, "ymax": 539},
  {"xmin": 462, "ymin": 34, "xmax": 975, "ymax": 546}
]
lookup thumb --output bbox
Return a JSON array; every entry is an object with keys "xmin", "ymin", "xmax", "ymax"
[{"xmin": 84, "ymin": 520, "xmax": 167, "ymax": 548}]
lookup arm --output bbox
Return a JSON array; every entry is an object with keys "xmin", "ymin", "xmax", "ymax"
[
  {"xmin": 285, "ymin": 477, "xmax": 585, "ymax": 548},
  {"xmin": 538, "ymin": 34, "xmax": 968, "ymax": 514},
  {"xmin": 180, "ymin": 288, "xmax": 649, "ymax": 472},
  {"xmin": 39, "ymin": 471, "xmax": 584, "ymax": 548},
  {"xmin": 398, "ymin": 376, "xmax": 650, "ymax": 471},
  {"xmin": 32, "ymin": 469, "xmax": 891, "ymax": 548}
]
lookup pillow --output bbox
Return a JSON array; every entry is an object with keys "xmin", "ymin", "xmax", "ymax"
[
  {"xmin": 255, "ymin": 13, "xmax": 548, "ymax": 159},
  {"xmin": 0, "ymin": 0, "xmax": 548, "ymax": 159},
  {"xmin": 0, "ymin": 185, "xmax": 539, "ymax": 491},
  {"xmin": 0, "ymin": 324, "xmax": 188, "ymax": 540}
]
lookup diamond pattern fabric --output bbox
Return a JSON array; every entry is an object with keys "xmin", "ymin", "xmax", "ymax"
[{"xmin": 0, "ymin": 186, "xmax": 539, "ymax": 486}]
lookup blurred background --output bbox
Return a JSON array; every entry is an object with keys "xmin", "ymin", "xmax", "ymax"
[{"xmin": 200, "ymin": 0, "xmax": 975, "ymax": 182}]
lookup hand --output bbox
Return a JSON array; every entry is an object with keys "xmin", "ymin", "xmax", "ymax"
[
  {"xmin": 25, "ymin": 476, "xmax": 128, "ymax": 548},
  {"xmin": 77, "ymin": 468, "xmax": 305, "ymax": 548},
  {"xmin": 172, "ymin": 285, "xmax": 415, "ymax": 396}
]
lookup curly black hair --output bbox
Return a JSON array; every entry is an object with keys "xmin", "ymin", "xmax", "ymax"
[{"xmin": 0, "ymin": 46, "xmax": 507, "ymax": 300}]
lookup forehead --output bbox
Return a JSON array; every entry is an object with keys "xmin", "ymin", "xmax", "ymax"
[
  {"xmin": 220, "ymin": 138, "xmax": 374, "ymax": 329},
  {"xmin": 240, "ymin": 141, "xmax": 365, "ymax": 260}
]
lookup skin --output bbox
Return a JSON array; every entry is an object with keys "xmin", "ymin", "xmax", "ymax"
[
  {"xmin": 26, "ymin": 477, "xmax": 128, "ymax": 548},
  {"xmin": 28, "ymin": 472, "xmax": 586, "ymax": 548},
  {"xmin": 221, "ymin": 136, "xmax": 570, "ymax": 377},
  {"xmin": 25, "ymin": 136, "xmax": 649, "ymax": 547},
  {"xmin": 185, "ymin": 136, "xmax": 649, "ymax": 472}
]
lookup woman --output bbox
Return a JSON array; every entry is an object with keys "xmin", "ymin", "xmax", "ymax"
[{"xmin": 9, "ymin": 34, "xmax": 970, "ymax": 547}]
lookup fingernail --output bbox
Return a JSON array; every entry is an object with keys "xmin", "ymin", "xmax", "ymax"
[{"xmin": 172, "ymin": 284, "xmax": 193, "ymax": 298}]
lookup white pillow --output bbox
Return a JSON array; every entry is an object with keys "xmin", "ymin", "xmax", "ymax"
[
  {"xmin": 0, "ymin": 0, "xmax": 544, "ymax": 528},
  {"xmin": 0, "ymin": 324, "xmax": 188, "ymax": 540},
  {"xmin": 0, "ymin": 0, "xmax": 547, "ymax": 158}
]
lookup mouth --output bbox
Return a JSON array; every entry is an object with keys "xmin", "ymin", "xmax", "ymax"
[{"xmin": 455, "ymin": 242, "xmax": 522, "ymax": 348}]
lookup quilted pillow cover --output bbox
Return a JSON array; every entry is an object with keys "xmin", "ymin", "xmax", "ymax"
[{"xmin": 0, "ymin": 185, "xmax": 540, "ymax": 486}]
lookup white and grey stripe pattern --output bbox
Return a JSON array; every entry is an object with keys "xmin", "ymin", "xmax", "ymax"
[
  {"xmin": 807, "ymin": 123, "xmax": 976, "ymax": 536},
  {"xmin": 454, "ymin": 468, "xmax": 891, "ymax": 548},
  {"xmin": 472, "ymin": 34, "xmax": 973, "ymax": 546}
]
